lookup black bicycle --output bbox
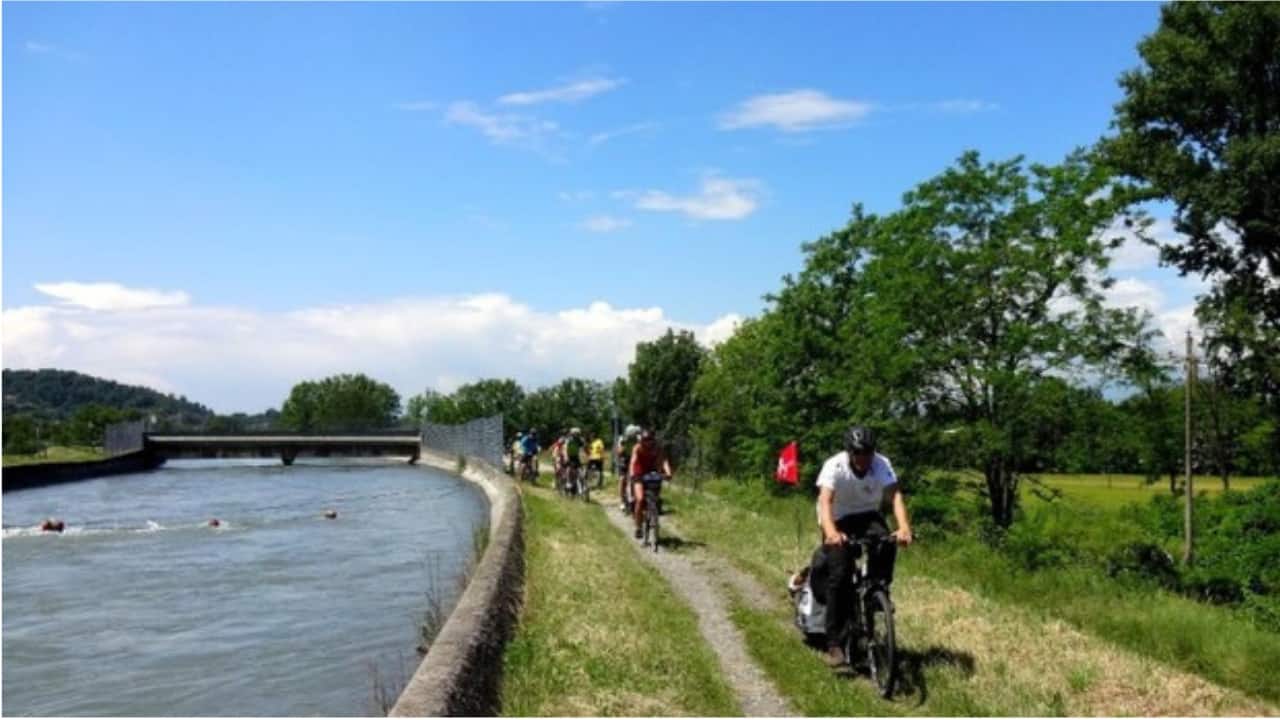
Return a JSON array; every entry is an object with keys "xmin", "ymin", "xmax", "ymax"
[
  {"xmin": 638, "ymin": 471, "xmax": 664, "ymax": 552},
  {"xmin": 519, "ymin": 456, "xmax": 538, "ymax": 484},
  {"xmin": 574, "ymin": 464, "xmax": 590, "ymax": 502},
  {"xmin": 842, "ymin": 535, "xmax": 899, "ymax": 698}
]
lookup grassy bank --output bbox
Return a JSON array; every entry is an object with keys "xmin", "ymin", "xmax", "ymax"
[
  {"xmin": 500, "ymin": 484, "xmax": 740, "ymax": 716},
  {"xmin": 667, "ymin": 476, "xmax": 1280, "ymax": 710},
  {"xmin": 2, "ymin": 446, "xmax": 106, "ymax": 467}
]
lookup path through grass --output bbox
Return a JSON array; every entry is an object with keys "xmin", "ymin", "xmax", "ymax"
[{"xmin": 500, "ymin": 485, "xmax": 740, "ymax": 716}]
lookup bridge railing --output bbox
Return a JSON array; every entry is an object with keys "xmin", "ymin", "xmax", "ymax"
[{"xmin": 421, "ymin": 415, "xmax": 503, "ymax": 468}]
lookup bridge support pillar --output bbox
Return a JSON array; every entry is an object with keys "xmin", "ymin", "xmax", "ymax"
[
  {"xmin": 281, "ymin": 449, "xmax": 297, "ymax": 466},
  {"xmin": 408, "ymin": 448, "xmax": 420, "ymax": 465}
]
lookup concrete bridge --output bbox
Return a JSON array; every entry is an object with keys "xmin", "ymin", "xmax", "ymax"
[{"xmin": 144, "ymin": 432, "xmax": 422, "ymax": 465}]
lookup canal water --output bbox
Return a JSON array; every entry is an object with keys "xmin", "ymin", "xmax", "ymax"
[{"xmin": 2, "ymin": 459, "xmax": 488, "ymax": 716}]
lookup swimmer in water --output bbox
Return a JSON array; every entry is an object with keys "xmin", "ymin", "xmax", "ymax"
[
  {"xmin": 323, "ymin": 509, "xmax": 338, "ymax": 519},
  {"xmin": 208, "ymin": 518, "xmax": 222, "ymax": 528},
  {"xmin": 40, "ymin": 518, "xmax": 65, "ymax": 533}
]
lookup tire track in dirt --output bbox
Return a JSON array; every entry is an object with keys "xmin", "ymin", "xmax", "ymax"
[{"xmin": 595, "ymin": 498, "xmax": 794, "ymax": 717}]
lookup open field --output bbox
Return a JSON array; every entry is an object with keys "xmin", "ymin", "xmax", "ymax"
[
  {"xmin": 1, "ymin": 445, "xmax": 107, "ymax": 467},
  {"xmin": 1033, "ymin": 473, "xmax": 1270, "ymax": 510},
  {"xmin": 930, "ymin": 470, "xmax": 1272, "ymax": 511}
]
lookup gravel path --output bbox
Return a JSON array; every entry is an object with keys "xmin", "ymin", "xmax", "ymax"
[{"xmin": 598, "ymin": 499, "xmax": 794, "ymax": 717}]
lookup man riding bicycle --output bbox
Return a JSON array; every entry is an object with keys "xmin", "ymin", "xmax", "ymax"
[
  {"xmin": 816, "ymin": 426, "xmax": 913, "ymax": 668},
  {"xmin": 519, "ymin": 430, "xmax": 540, "ymax": 480},
  {"xmin": 630, "ymin": 429, "xmax": 673, "ymax": 539},
  {"xmin": 562, "ymin": 427, "xmax": 587, "ymax": 493},
  {"xmin": 588, "ymin": 433, "xmax": 606, "ymax": 487},
  {"xmin": 616, "ymin": 424, "xmax": 641, "ymax": 512}
]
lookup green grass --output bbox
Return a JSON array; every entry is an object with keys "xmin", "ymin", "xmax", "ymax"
[
  {"xmin": 2, "ymin": 445, "xmax": 107, "ymax": 467},
  {"xmin": 915, "ymin": 538, "xmax": 1280, "ymax": 705},
  {"xmin": 500, "ymin": 484, "xmax": 740, "ymax": 716},
  {"xmin": 666, "ymin": 476, "xmax": 1280, "ymax": 711},
  {"xmin": 1030, "ymin": 473, "xmax": 1270, "ymax": 511}
]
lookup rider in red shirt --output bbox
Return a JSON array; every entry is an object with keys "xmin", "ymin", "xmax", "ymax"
[{"xmin": 629, "ymin": 429, "xmax": 673, "ymax": 539}]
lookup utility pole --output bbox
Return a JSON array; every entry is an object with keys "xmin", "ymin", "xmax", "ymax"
[{"xmin": 1183, "ymin": 330, "xmax": 1197, "ymax": 566}]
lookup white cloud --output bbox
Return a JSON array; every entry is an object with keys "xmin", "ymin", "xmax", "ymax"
[
  {"xmin": 719, "ymin": 89, "xmax": 873, "ymax": 132},
  {"xmin": 23, "ymin": 41, "xmax": 83, "ymax": 60},
  {"xmin": 703, "ymin": 313, "xmax": 743, "ymax": 346},
  {"xmin": 579, "ymin": 215, "xmax": 632, "ymax": 233},
  {"xmin": 34, "ymin": 282, "xmax": 190, "ymax": 311},
  {"xmin": 498, "ymin": 77, "xmax": 623, "ymax": 106},
  {"xmin": 588, "ymin": 122, "xmax": 659, "ymax": 146},
  {"xmin": 2, "ymin": 292, "xmax": 740, "ymax": 413},
  {"xmin": 624, "ymin": 175, "xmax": 763, "ymax": 220},
  {"xmin": 931, "ymin": 99, "xmax": 999, "ymax": 113},
  {"xmin": 394, "ymin": 100, "xmax": 438, "ymax": 111},
  {"xmin": 444, "ymin": 101, "xmax": 558, "ymax": 144}
]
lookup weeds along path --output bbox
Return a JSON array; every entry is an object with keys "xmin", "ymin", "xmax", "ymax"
[
  {"xmin": 666, "ymin": 484, "xmax": 1279, "ymax": 717},
  {"xmin": 597, "ymin": 496, "xmax": 795, "ymax": 717},
  {"xmin": 500, "ymin": 486, "xmax": 740, "ymax": 716}
]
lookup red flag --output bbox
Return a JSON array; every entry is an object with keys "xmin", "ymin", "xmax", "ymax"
[{"xmin": 775, "ymin": 441, "xmax": 799, "ymax": 485}]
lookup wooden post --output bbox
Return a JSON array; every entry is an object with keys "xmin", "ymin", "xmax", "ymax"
[{"xmin": 1183, "ymin": 330, "xmax": 1196, "ymax": 566}]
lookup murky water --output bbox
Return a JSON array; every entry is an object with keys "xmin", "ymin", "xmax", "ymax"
[{"xmin": 2, "ymin": 459, "xmax": 487, "ymax": 716}]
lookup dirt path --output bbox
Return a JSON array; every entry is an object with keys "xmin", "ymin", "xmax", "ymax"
[{"xmin": 596, "ymin": 498, "xmax": 794, "ymax": 717}]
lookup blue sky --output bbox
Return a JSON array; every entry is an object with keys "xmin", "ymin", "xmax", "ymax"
[{"xmin": 3, "ymin": 2, "xmax": 1204, "ymax": 412}]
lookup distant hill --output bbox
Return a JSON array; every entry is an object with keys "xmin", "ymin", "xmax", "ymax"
[{"xmin": 2, "ymin": 368, "xmax": 215, "ymax": 427}]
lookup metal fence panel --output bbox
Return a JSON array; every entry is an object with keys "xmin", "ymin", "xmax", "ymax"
[
  {"xmin": 104, "ymin": 421, "xmax": 146, "ymax": 455},
  {"xmin": 421, "ymin": 415, "xmax": 503, "ymax": 468}
]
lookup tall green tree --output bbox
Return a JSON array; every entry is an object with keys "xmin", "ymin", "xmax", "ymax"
[
  {"xmin": 451, "ymin": 379, "xmax": 526, "ymax": 438},
  {"xmin": 1104, "ymin": 1, "xmax": 1280, "ymax": 415},
  {"xmin": 279, "ymin": 373, "xmax": 401, "ymax": 432},
  {"xmin": 624, "ymin": 328, "xmax": 707, "ymax": 461},
  {"xmin": 865, "ymin": 151, "xmax": 1157, "ymax": 525}
]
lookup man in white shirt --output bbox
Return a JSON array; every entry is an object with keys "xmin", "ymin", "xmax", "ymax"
[{"xmin": 815, "ymin": 426, "xmax": 913, "ymax": 668}]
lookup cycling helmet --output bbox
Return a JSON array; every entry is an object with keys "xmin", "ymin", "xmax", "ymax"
[
  {"xmin": 844, "ymin": 426, "xmax": 876, "ymax": 455},
  {"xmin": 570, "ymin": 427, "xmax": 582, "ymax": 435},
  {"xmin": 624, "ymin": 424, "xmax": 641, "ymax": 439}
]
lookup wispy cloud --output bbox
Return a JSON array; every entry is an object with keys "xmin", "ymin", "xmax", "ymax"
[
  {"xmin": 34, "ymin": 282, "xmax": 190, "ymax": 311},
  {"xmin": 719, "ymin": 89, "xmax": 873, "ymax": 132},
  {"xmin": 579, "ymin": 215, "xmax": 632, "ymax": 233},
  {"xmin": 498, "ymin": 77, "xmax": 624, "ymax": 106},
  {"xmin": 558, "ymin": 190, "xmax": 596, "ymax": 202},
  {"xmin": 588, "ymin": 121, "xmax": 659, "ymax": 146},
  {"xmin": 24, "ymin": 40, "xmax": 83, "ymax": 60},
  {"xmin": 621, "ymin": 174, "xmax": 764, "ymax": 221},
  {"xmin": 931, "ymin": 99, "xmax": 999, "ymax": 113},
  {"xmin": 444, "ymin": 101, "xmax": 563, "ymax": 158},
  {"xmin": 3, "ymin": 291, "xmax": 740, "ymax": 413},
  {"xmin": 394, "ymin": 100, "xmax": 438, "ymax": 112}
]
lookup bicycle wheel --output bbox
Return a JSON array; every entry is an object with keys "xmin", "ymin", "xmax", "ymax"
[
  {"xmin": 646, "ymin": 493, "xmax": 660, "ymax": 552},
  {"xmin": 865, "ymin": 588, "xmax": 896, "ymax": 698}
]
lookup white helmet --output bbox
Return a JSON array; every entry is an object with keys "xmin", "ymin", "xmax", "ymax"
[
  {"xmin": 624, "ymin": 424, "xmax": 641, "ymax": 439},
  {"xmin": 570, "ymin": 426, "xmax": 582, "ymax": 435}
]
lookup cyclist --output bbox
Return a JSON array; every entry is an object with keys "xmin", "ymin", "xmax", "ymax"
[
  {"xmin": 519, "ymin": 430, "xmax": 540, "ymax": 481},
  {"xmin": 616, "ymin": 424, "xmax": 641, "ymax": 512},
  {"xmin": 550, "ymin": 430, "xmax": 568, "ymax": 486},
  {"xmin": 630, "ymin": 429, "xmax": 673, "ymax": 539},
  {"xmin": 816, "ymin": 426, "xmax": 913, "ymax": 667},
  {"xmin": 563, "ymin": 427, "xmax": 587, "ymax": 494},
  {"xmin": 509, "ymin": 433, "xmax": 523, "ymax": 474},
  {"xmin": 588, "ymin": 433, "xmax": 606, "ymax": 488}
]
